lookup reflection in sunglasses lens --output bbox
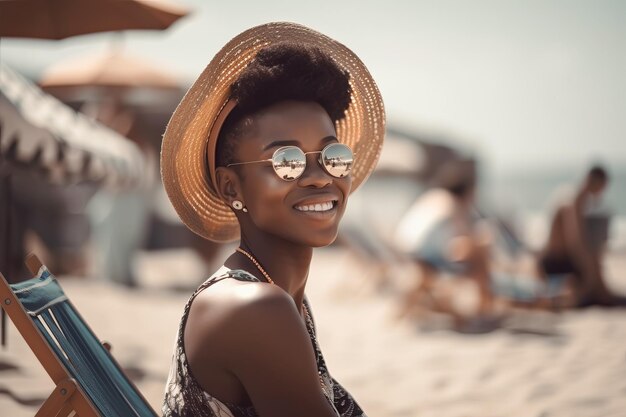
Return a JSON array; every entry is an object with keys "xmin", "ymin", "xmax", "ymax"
[
  {"xmin": 323, "ymin": 144, "xmax": 353, "ymax": 178},
  {"xmin": 273, "ymin": 147, "xmax": 306, "ymax": 180}
]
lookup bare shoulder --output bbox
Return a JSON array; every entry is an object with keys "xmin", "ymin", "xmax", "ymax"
[
  {"xmin": 185, "ymin": 279, "xmax": 301, "ymax": 354},
  {"xmin": 189, "ymin": 278, "xmax": 297, "ymax": 324}
]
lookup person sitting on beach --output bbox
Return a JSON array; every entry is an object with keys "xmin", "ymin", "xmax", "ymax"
[
  {"xmin": 160, "ymin": 23, "xmax": 384, "ymax": 416},
  {"xmin": 539, "ymin": 165, "xmax": 624, "ymax": 307},
  {"xmin": 393, "ymin": 160, "xmax": 495, "ymax": 319}
]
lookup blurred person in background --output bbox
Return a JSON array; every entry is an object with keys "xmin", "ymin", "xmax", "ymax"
[
  {"xmin": 85, "ymin": 99, "xmax": 158, "ymax": 287},
  {"xmin": 394, "ymin": 159, "xmax": 497, "ymax": 321},
  {"xmin": 539, "ymin": 165, "xmax": 625, "ymax": 307}
]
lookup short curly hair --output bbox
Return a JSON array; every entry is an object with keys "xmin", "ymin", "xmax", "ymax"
[{"xmin": 215, "ymin": 41, "xmax": 352, "ymax": 168}]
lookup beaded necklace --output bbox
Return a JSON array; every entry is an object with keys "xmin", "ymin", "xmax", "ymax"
[
  {"xmin": 235, "ymin": 247, "xmax": 314, "ymax": 319},
  {"xmin": 235, "ymin": 247, "xmax": 275, "ymax": 284}
]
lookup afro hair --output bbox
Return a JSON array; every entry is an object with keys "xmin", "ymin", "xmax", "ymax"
[{"xmin": 215, "ymin": 41, "xmax": 352, "ymax": 168}]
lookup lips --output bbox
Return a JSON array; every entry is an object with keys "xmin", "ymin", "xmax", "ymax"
[{"xmin": 292, "ymin": 192, "xmax": 341, "ymax": 218}]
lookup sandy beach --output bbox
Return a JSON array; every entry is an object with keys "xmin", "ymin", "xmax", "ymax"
[{"xmin": 1, "ymin": 247, "xmax": 626, "ymax": 417}]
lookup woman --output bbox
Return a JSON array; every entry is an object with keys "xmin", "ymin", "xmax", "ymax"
[{"xmin": 161, "ymin": 23, "xmax": 385, "ymax": 417}]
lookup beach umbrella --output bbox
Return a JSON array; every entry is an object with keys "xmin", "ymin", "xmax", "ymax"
[
  {"xmin": 375, "ymin": 134, "xmax": 426, "ymax": 176},
  {"xmin": 39, "ymin": 49, "xmax": 182, "ymax": 93},
  {"xmin": 0, "ymin": 63, "xmax": 145, "ymax": 187},
  {"xmin": 0, "ymin": 93, "xmax": 60, "ymax": 174},
  {"xmin": 38, "ymin": 48, "xmax": 184, "ymax": 147},
  {"xmin": 0, "ymin": 0, "xmax": 190, "ymax": 40}
]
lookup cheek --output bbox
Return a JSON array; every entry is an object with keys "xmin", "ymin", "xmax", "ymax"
[
  {"xmin": 245, "ymin": 182, "xmax": 297, "ymax": 238},
  {"xmin": 242, "ymin": 173, "xmax": 291, "ymax": 214},
  {"xmin": 342, "ymin": 176, "xmax": 353, "ymax": 195},
  {"xmin": 336, "ymin": 176, "xmax": 352, "ymax": 215}
]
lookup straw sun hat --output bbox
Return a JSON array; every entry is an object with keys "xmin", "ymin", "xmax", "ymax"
[{"xmin": 161, "ymin": 22, "xmax": 385, "ymax": 242}]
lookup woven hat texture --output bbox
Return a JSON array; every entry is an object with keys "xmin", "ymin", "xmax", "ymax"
[{"xmin": 161, "ymin": 22, "xmax": 385, "ymax": 242}]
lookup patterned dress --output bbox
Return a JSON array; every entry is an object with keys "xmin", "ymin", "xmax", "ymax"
[{"xmin": 163, "ymin": 269, "xmax": 366, "ymax": 417}]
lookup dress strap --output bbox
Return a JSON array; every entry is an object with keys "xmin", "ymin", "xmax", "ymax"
[
  {"xmin": 195, "ymin": 268, "xmax": 261, "ymax": 293},
  {"xmin": 226, "ymin": 269, "xmax": 263, "ymax": 283},
  {"xmin": 187, "ymin": 268, "xmax": 262, "ymax": 306}
]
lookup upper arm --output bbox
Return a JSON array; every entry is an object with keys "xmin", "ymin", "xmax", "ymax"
[
  {"xmin": 216, "ymin": 286, "xmax": 338, "ymax": 417},
  {"xmin": 561, "ymin": 205, "xmax": 585, "ymax": 251},
  {"xmin": 560, "ymin": 204, "xmax": 597, "ymax": 271}
]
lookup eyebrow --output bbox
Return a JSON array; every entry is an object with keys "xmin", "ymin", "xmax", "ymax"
[{"xmin": 263, "ymin": 135, "xmax": 337, "ymax": 151}]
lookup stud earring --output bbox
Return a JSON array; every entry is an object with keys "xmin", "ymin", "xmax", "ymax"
[{"xmin": 232, "ymin": 200, "xmax": 243, "ymax": 210}]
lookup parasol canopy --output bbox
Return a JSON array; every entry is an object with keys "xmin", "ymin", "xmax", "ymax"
[
  {"xmin": 39, "ymin": 49, "xmax": 182, "ymax": 92},
  {"xmin": 0, "ymin": 63, "xmax": 145, "ymax": 188},
  {"xmin": 0, "ymin": 0, "xmax": 190, "ymax": 40}
]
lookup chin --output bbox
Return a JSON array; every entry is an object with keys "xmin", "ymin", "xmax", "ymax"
[
  {"xmin": 309, "ymin": 234, "xmax": 339, "ymax": 248},
  {"xmin": 285, "ymin": 226, "xmax": 340, "ymax": 248}
]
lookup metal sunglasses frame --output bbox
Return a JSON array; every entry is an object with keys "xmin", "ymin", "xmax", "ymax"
[{"xmin": 226, "ymin": 142, "xmax": 355, "ymax": 181}]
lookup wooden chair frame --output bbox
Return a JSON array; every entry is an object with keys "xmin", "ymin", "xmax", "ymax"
[{"xmin": 0, "ymin": 254, "xmax": 156, "ymax": 417}]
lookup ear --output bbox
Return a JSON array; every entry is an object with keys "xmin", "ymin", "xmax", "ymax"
[{"xmin": 215, "ymin": 166, "xmax": 242, "ymax": 205}]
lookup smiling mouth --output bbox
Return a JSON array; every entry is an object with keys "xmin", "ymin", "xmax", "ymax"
[{"xmin": 294, "ymin": 200, "xmax": 338, "ymax": 212}]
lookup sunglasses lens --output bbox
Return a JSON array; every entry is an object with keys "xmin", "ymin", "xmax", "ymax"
[
  {"xmin": 322, "ymin": 143, "xmax": 354, "ymax": 178},
  {"xmin": 272, "ymin": 147, "xmax": 306, "ymax": 180}
]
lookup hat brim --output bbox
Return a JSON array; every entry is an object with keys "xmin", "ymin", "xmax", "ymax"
[{"xmin": 161, "ymin": 22, "xmax": 385, "ymax": 242}]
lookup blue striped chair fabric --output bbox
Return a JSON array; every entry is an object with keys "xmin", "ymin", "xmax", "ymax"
[{"xmin": 9, "ymin": 266, "xmax": 157, "ymax": 417}]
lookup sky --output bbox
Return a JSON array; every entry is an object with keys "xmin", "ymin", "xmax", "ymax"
[{"xmin": 1, "ymin": 0, "xmax": 625, "ymax": 175}]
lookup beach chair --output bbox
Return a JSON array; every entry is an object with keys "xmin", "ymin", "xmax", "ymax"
[{"xmin": 0, "ymin": 254, "xmax": 158, "ymax": 417}]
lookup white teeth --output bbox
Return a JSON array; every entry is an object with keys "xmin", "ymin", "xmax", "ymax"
[{"xmin": 295, "ymin": 201, "xmax": 335, "ymax": 212}]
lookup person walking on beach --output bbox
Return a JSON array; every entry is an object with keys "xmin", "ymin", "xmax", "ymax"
[
  {"xmin": 539, "ymin": 165, "xmax": 624, "ymax": 307},
  {"xmin": 160, "ymin": 23, "xmax": 384, "ymax": 416}
]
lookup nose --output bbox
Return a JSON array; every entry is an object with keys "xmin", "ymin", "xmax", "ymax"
[{"xmin": 297, "ymin": 153, "xmax": 332, "ymax": 188}]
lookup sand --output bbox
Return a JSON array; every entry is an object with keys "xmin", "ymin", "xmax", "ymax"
[{"xmin": 1, "ymin": 247, "xmax": 626, "ymax": 417}]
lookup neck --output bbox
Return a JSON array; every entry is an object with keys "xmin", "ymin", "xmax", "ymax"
[{"xmin": 226, "ymin": 233, "xmax": 313, "ymax": 310}]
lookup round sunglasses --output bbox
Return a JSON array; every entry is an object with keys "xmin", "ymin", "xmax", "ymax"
[{"xmin": 227, "ymin": 143, "xmax": 355, "ymax": 181}]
